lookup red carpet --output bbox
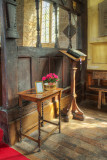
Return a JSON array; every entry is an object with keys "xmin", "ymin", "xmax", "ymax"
[
  {"xmin": 0, "ymin": 128, "xmax": 30, "ymax": 160},
  {"xmin": 0, "ymin": 128, "xmax": 3, "ymax": 142}
]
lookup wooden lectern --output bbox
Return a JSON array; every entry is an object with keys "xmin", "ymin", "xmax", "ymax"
[{"xmin": 59, "ymin": 49, "xmax": 86, "ymax": 121}]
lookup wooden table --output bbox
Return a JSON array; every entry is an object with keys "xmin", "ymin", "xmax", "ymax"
[{"xmin": 18, "ymin": 88, "xmax": 62, "ymax": 151}]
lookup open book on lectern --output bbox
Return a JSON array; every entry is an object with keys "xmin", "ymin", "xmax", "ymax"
[{"xmin": 59, "ymin": 48, "xmax": 87, "ymax": 62}]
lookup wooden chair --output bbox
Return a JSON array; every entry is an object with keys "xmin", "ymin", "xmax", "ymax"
[{"xmin": 89, "ymin": 72, "xmax": 107, "ymax": 109}]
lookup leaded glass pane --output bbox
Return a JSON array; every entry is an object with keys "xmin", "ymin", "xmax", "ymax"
[
  {"xmin": 41, "ymin": 1, "xmax": 50, "ymax": 43},
  {"xmin": 52, "ymin": 7, "xmax": 59, "ymax": 43}
]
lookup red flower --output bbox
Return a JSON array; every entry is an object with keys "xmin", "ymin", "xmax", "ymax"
[
  {"xmin": 42, "ymin": 76, "xmax": 46, "ymax": 81},
  {"xmin": 42, "ymin": 73, "xmax": 59, "ymax": 83}
]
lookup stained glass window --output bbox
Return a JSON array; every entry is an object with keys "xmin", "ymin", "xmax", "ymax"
[{"xmin": 41, "ymin": 1, "xmax": 59, "ymax": 44}]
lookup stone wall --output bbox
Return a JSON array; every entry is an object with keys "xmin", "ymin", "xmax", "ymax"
[
  {"xmin": 16, "ymin": 0, "xmax": 37, "ymax": 46},
  {"xmin": 59, "ymin": 8, "xmax": 77, "ymax": 49},
  {"xmin": 59, "ymin": 8, "xmax": 69, "ymax": 48},
  {"xmin": 23, "ymin": 0, "xmax": 37, "ymax": 47}
]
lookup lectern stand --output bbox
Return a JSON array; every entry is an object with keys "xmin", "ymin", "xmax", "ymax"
[{"xmin": 59, "ymin": 50, "xmax": 86, "ymax": 121}]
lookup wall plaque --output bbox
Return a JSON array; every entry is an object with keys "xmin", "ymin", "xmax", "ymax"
[{"xmin": 98, "ymin": 0, "xmax": 107, "ymax": 37}]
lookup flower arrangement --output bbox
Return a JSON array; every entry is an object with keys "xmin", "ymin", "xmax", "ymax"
[{"xmin": 42, "ymin": 73, "xmax": 58, "ymax": 83}]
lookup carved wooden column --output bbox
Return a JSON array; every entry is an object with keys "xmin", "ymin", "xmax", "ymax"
[
  {"xmin": 61, "ymin": 60, "xmax": 84, "ymax": 121},
  {"xmin": 68, "ymin": 11, "xmax": 72, "ymax": 48},
  {"xmin": 71, "ymin": 61, "xmax": 84, "ymax": 121},
  {"xmin": 35, "ymin": 0, "xmax": 42, "ymax": 48},
  {"xmin": 59, "ymin": 49, "xmax": 86, "ymax": 122},
  {"xmin": 0, "ymin": 0, "xmax": 9, "ymax": 144},
  {"xmin": 54, "ymin": 3, "xmax": 59, "ymax": 48}
]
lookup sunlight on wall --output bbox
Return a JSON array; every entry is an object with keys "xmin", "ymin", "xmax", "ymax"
[
  {"xmin": 23, "ymin": 0, "xmax": 37, "ymax": 47},
  {"xmin": 87, "ymin": 0, "xmax": 107, "ymax": 70}
]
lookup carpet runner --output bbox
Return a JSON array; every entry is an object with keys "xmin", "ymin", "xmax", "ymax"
[
  {"xmin": 0, "ymin": 128, "xmax": 3, "ymax": 142},
  {"xmin": 0, "ymin": 128, "xmax": 30, "ymax": 160}
]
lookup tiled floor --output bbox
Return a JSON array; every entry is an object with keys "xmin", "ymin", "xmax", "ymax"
[{"xmin": 13, "ymin": 100, "xmax": 107, "ymax": 160}]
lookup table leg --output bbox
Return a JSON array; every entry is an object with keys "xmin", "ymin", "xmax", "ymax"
[
  {"xmin": 38, "ymin": 111, "xmax": 41, "ymax": 151},
  {"xmin": 37, "ymin": 101, "xmax": 42, "ymax": 151},
  {"xmin": 102, "ymin": 92, "xmax": 106, "ymax": 105},
  {"xmin": 98, "ymin": 91, "xmax": 102, "ymax": 109},
  {"xmin": 41, "ymin": 102, "xmax": 44, "ymax": 127},
  {"xmin": 58, "ymin": 92, "xmax": 61, "ymax": 133},
  {"xmin": 19, "ymin": 96, "xmax": 22, "ymax": 141}
]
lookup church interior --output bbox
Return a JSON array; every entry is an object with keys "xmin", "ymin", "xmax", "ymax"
[{"xmin": 0, "ymin": 0, "xmax": 107, "ymax": 159}]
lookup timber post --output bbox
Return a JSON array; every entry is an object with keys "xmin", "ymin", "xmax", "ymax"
[
  {"xmin": 54, "ymin": 3, "xmax": 59, "ymax": 48},
  {"xmin": 35, "ymin": 0, "xmax": 42, "ymax": 48},
  {"xmin": 68, "ymin": 11, "xmax": 72, "ymax": 48}
]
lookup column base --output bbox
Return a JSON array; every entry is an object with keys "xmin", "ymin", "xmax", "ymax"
[{"xmin": 72, "ymin": 112, "xmax": 84, "ymax": 121}]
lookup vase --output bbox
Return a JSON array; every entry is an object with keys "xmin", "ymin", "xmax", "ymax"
[{"xmin": 44, "ymin": 82, "xmax": 56, "ymax": 91}]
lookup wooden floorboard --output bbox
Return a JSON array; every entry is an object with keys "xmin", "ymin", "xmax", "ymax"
[{"xmin": 13, "ymin": 100, "xmax": 107, "ymax": 160}]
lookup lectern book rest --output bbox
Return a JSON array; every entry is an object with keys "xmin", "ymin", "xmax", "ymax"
[
  {"xmin": 67, "ymin": 48, "xmax": 86, "ymax": 58},
  {"xmin": 59, "ymin": 49, "xmax": 86, "ymax": 121},
  {"xmin": 60, "ymin": 49, "xmax": 86, "ymax": 62}
]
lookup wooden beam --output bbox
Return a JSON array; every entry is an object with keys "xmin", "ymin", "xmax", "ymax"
[
  {"xmin": 21, "ymin": 133, "xmax": 39, "ymax": 143},
  {"xmin": 68, "ymin": 12, "xmax": 72, "ymax": 48},
  {"xmin": 44, "ymin": 0, "xmax": 72, "ymax": 11},
  {"xmin": 44, "ymin": 0, "xmax": 83, "ymax": 15},
  {"xmin": 43, "ymin": 119, "xmax": 59, "ymax": 126},
  {"xmin": 73, "ymin": 0, "xmax": 83, "ymax": 4},
  {"xmin": 54, "ymin": 3, "xmax": 59, "ymax": 48},
  {"xmin": 41, "ymin": 126, "xmax": 59, "ymax": 142},
  {"xmin": 0, "ymin": 0, "xmax": 8, "ymax": 108}
]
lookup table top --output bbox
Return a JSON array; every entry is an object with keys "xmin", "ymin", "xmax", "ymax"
[{"xmin": 18, "ymin": 88, "xmax": 62, "ymax": 101}]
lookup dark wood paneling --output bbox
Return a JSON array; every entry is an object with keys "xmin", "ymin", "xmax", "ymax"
[
  {"xmin": 50, "ymin": 57, "xmax": 63, "ymax": 88},
  {"xmin": 63, "ymin": 56, "xmax": 70, "ymax": 88},
  {"xmin": 18, "ymin": 57, "xmax": 31, "ymax": 92},
  {"xmin": 79, "ymin": 0, "xmax": 87, "ymax": 100},
  {"xmin": 32, "ymin": 57, "xmax": 49, "ymax": 88},
  {"xmin": 0, "ymin": 48, "xmax": 2, "ymax": 106}
]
